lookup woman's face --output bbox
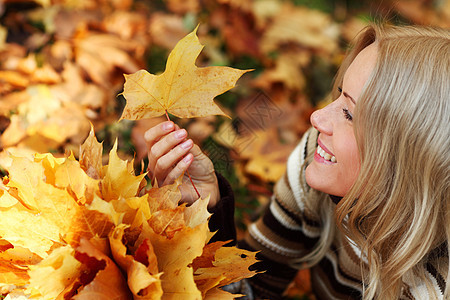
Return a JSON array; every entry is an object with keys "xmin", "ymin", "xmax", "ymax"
[{"xmin": 305, "ymin": 43, "xmax": 378, "ymax": 197}]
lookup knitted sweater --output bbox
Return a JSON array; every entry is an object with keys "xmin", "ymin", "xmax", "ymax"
[{"xmin": 209, "ymin": 127, "xmax": 448, "ymax": 300}]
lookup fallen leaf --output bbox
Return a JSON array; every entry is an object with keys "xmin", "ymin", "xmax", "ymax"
[
  {"xmin": 79, "ymin": 125, "xmax": 104, "ymax": 180},
  {"xmin": 0, "ymin": 154, "xmax": 114, "ymax": 256},
  {"xmin": 109, "ymin": 224, "xmax": 163, "ymax": 299},
  {"xmin": 148, "ymin": 13, "xmax": 188, "ymax": 50},
  {"xmin": 149, "ymin": 205, "xmax": 186, "ymax": 239},
  {"xmin": 260, "ymin": 3, "xmax": 339, "ymax": 55},
  {"xmin": 143, "ymin": 221, "xmax": 206, "ymax": 299},
  {"xmin": 0, "ymin": 245, "xmax": 39, "ymax": 287},
  {"xmin": 27, "ymin": 246, "xmax": 82, "ymax": 300},
  {"xmin": 166, "ymin": 0, "xmax": 200, "ymax": 14},
  {"xmin": 193, "ymin": 246, "xmax": 259, "ymax": 295},
  {"xmin": 71, "ymin": 238, "xmax": 132, "ymax": 300},
  {"xmin": 120, "ymin": 26, "xmax": 251, "ymax": 120},
  {"xmin": 236, "ymin": 128, "xmax": 295, "ymax": 182},
  {"xmin": 102, "ymin": 140, "xmax": 146, "ymax": 201},
  {"xmin": 74, "ymin": 32, "xmax": 141, "ymax": 87}
]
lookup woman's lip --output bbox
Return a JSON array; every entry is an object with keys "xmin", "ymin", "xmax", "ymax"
[
  {"xmin": 314, "ymin": 151, "xmax": 334, "ymax": 165},
  {"xmin": 317, "ymin": 139, "xmax": 335, "ymax": 156}
]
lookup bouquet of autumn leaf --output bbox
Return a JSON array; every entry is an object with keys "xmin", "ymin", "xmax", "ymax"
[{"xmin": 0, "ymin": 26, "xmax": 257, "ymax": 299}]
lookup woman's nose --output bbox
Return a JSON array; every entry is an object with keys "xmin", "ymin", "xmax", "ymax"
[{"xmin": 310, "ymin": 106, "xmax": 333, "ymax": 135}]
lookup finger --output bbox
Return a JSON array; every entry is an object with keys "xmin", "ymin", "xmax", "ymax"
[
  {"xmin": 144, "ymin": 121, "xmax": 175, "ymax": 148},
  {"xmin": 148, "ymin": 129, "xmax": 188, "ymax": 176},
  {"xmin": 153, "ymin": 139, "xmax": 194, "ymax": 185},
  {"xmin": 162, "ymin": 153, "xmax": 193, "ymax": 186}
]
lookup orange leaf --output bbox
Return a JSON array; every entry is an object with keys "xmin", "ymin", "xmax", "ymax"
[
  {"xmin": 71, "ymin": 238, "xmax": 132, "ymax": 300},
  {"xmin": 28, "ymin": 246, "xmax": 82, "ymax": 300},
  {"xmin": 193, "ymin": 246, "xmax": 259, "ymax": 294},
  {"xmin": 147, "ymin": 178, "xmax": 182, "ymax": 213},
  {"xmin": 148, "ymin": 205, "xmax": 186, "ymax": 239},
  {"xmin": 109, "ymin": 224, "xmax": 163, "ymax": 299}
]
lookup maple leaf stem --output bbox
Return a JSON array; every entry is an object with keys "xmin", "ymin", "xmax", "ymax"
[{"xmin": 164, "ymin": 110, "xmax": 201, "ymax": 199}]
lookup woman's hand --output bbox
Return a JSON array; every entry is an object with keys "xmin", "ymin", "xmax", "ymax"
[{"xmin": 145, "ymin": 121, "xmax": 220, "ymax": 209}]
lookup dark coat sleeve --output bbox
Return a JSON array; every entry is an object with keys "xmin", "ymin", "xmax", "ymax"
[{"xmin": 207, "ymin": 172, "xmax": 237, "ymax": 245}]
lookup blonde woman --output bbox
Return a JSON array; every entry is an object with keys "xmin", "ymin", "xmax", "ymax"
[{"xmin": 144, "ymin": 24, "xmax": 449, "ymax": 299}]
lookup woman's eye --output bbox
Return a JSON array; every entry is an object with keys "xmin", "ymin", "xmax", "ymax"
[
  {"xmin": 343, "ymin": 108, "xmax": 353, "ymax": 121},
  {"xmin": 337, "ymin": 86, "xmax": 342, "ymax": 93}
]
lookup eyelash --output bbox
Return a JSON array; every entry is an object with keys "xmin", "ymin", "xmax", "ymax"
[
  {"xmin": 337, "ymin": 86, "xmax": 353, "ymax": 121},
  {"xmin": 343, "ymin": 108, "xmax": 353, "ymax": 121}
]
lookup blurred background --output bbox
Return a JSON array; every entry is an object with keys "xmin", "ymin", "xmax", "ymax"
[{"xmin": 0, "ymin": 0, "xmax": 448, "ymax": 298}]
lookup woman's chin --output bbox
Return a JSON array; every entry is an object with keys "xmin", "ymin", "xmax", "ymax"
[{"xmin": 305, "ymin": 163, "xmax": 346, "ymax": 196}]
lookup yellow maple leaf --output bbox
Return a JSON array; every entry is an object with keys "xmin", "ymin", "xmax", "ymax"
[
  {"xmin": 120, "ymin": 25, "xmax": 251, "ymax": 120},
  {"xmin": 79, "ymin": 125, "xmax": 104, "ymax": 180},
  {"xmin": 70, "ymin": 238, "xmax": 132, "ymax": 300},
  {"xmin": 53, "ymin": 154, "xmax": 101, "ymax": 205},
  {"xmin": 27, "ymin": 246, "xmax": 82, "ymax": 300},
  {"xmin": 142, "ymin": 221, "xmax": 206, "ymax": 299},
  {"xmin": 109, "ymin": 224, "xmax": 163, "ymax": 299},
  {"xmin": 5, "ymin": 155, "xmax": 46, "ymax": 211},
  {"xmin": 102, "ymin": 140, "xmax": 146, "ymax": 201},
  {"xmin": 0, "ymin": 203, "xmax": 64, "ymax": 258}
]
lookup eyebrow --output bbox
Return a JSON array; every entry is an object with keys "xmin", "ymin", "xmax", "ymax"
[{"xmin": 343, "ymin": 92, "xmax": 356, "ymax": 105}]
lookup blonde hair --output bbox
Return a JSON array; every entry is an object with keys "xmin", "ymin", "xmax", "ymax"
[{"xmin": 333, "ymin": 25, "xmax": 450, "ymax": 299}]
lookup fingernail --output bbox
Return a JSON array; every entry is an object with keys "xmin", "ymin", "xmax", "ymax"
[
  {"xmin": 180, "ymin": 139, "xmax": 193, "ymax": 149},
  {"xmin": 163, "ymin": 122, "xmax": 174, "ymax": 131},
  {"xmin": 183, "ymin": 154, "xmax": 192, "ymax": 163},
  {"xmin": 174, "ymin": 129, "xmax": 186, "ymax": 139}
]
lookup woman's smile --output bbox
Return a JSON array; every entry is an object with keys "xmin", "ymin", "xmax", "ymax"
[{"xmin": 314, "ymin": 139, "xmax": 336, "ymax": 164}]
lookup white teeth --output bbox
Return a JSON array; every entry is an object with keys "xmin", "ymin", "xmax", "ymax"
[{"xmin": 317, "ymin": 145, "xmax": 336, "ymax": 163}]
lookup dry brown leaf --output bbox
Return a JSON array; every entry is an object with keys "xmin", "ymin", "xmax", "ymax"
[
  {"xmin": 149, "ymin": 13, "xmax": 188, "ymax": 50},
  {"xmin": 236, "ymin": 128, "xmax": 295, "ymax": 182},
  {"xmin": 0, "ymin": 70, "xmax": 30, "ymax": 89},
  {"xmin": 166, "ymin": 0, "xmax": 200, "ymax": 14},
  {"xmin": 260, "ymin": 3, "xmax": 339, "ymax": 55},
  {"xmin": 74, "ymin": 31, "xmax": 141, "ymax": 87},
  {"xmin": 147, "ymin": 178, "xmax": 182, "ymax": 212},
  {"xmin": 253, "ymin": 50, "xmax": 310, "ymax": 91}
]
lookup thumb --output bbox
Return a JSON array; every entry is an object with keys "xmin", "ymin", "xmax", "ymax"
[{"xmin": 190, "ymin": 144, "xmax": 204, "ymax": 158}]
